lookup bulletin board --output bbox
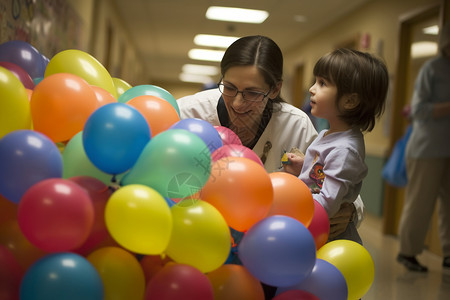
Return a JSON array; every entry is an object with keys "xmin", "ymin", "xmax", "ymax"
[{"xmin": 0, "ymin": 0, "xmax": 84, "ymax": 58}]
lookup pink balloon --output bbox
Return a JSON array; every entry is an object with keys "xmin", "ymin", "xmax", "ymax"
[
  {"xmin": 307, "ymin": 200, "xmax": 330, "ymax": 250},
  {"xmin": 212, "ymin": 144, "xmax": 263, "ymax": 167},
  {"xmin": 0, "ymin": 61, "xmax": 35, "ymax": 89},
  {"xmin": 17, "ymin": 178, "xmax": 95, "ymax": 252},
  {"xmin": 274, "ymin": 289, "xmax": 319, "ymax": 300},
  {"xmin": 214, "ymin": 126, "xmax": 242, "ymax": 145},
  {"xmin": 145, "ymin": 263, "xmax": 214, "ymax": 300}
]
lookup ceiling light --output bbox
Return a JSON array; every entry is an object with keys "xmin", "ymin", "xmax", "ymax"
[
  {"xmin": 206, "ymin": 6, "xmax": 269, "ymax": 24},
  {"xmin": 422, "ymin": 25, "xmax": 439, "ymax": 35},
  {"xmin": 182, "ymin": 64, "xmax": 219, "ymax": 76},
  {"xmin": 194, "ymin": 34, "xmax": 239, "ymax": 48},
  {"xmin": 411, "ymin": 41, "xmax": 438, "ymax": 58},
  {"xmin": 188, "ymin": 49, "xmax": 225, "ymax": 62},
  {"xmin": 179, "ymin": 73, "xmax": 214, "ymax": 84}
]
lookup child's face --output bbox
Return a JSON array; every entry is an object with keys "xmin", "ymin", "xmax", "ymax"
[{"xmin": 309, "ymin": 76, "xmax": 339, "ymax": 122}]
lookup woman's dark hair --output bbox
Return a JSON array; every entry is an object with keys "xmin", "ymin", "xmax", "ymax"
[
  {"xmin": 313, "ymin": 48, "xmax": 389, "ymax": 132},
  {"xmin": 221, "ymin": 35, "xmax": 284, "ymax": 102}
]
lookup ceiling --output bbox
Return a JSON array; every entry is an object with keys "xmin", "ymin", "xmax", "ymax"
[{"xmin": 110, "ymin": 0, "xmax": 373, "ymax": 85}]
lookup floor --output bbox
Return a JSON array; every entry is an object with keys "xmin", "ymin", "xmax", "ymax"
[{"xmin": 359, "ymin": 213, "xmax": 450, "ymax": 300}]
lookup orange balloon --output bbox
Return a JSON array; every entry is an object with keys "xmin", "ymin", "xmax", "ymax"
[
  {"xmin": 91, "ymin": 85, "xmax": 117, "ymax": 106},
  {"xmin": 267, "ymin": 172, "xmax": 315, "ymax": 227},
  {"xmin": 200, "ymin": 157, "xmax": 273, "ymax": 232},
  {"xmin": 127, "ymin": 95, "xmax": 180, "ymax": 137},
  {"xmin": 206, "ymin": 264, "xmax": 265, "ymax": 300},
  {"xmin": 30, "ymin": 73, "xmax": 99, "ymax": 142},
  {"xmin": 0, "ymin": 194, "xmax": 17, "ymax": 226},
  {"xmin": 25, "ymin": 88, "xmax": 33, "ymax": 101},
  {"xmin": 140, "ymin": 254, "xmax": 173, "ymax": 283}
]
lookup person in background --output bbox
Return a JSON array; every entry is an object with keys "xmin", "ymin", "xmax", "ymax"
[
  {"xmin": 285, "ymin": 48, "xmax": 389, "ymax": 244},
  {"xmin": 397, "ymin": 23, "xmax": 450, "ymax": 272},
  {"xmin": 177, "ymin": 36, "xmax": 364, "ymax": 299}
]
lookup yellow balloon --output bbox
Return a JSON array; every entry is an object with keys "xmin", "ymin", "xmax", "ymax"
[
  {"xmin": 317, "ymin": 240, "xmax": 374, "ymax": 300},
  {"xmin": 105, "ymin": 184, "xmax": 172, "ymax": 254},
  {"xmin": 0, "ymin": 67, "xmax": 32, "ymax": 138},
  {"xmin": 112, "ymin": 77, "xmax": 132, "ymax": 98},
  {"xmin": 165, "ymin": 199, "xmax": 231, "ymax": 273},
  {"xmin": 87, "ymin": 247, "xmax": 146, "ymax": 300},
  {"xmin": 45, "ymin": 49, "xmax": 117, "ymax": 98}
]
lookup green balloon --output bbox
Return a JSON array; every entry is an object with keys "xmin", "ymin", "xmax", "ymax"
[
  {"xmin": 121, "ymin": 129, "xmax": 211, "ymax": 198},
  {"xmin": 117, "ymin": 84, "xmax": 180, "ymax": 116}
]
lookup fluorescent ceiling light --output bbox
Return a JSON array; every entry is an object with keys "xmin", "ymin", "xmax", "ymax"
[
  {"xmin": 206, "ymin": 6, "xmax": 269, "ymax": 24},
  {"xmin": 188, "ymin": 49, "xmax": 225, "ymax": 62},
  {"xmin": 182, "ymin": 64, "xmax": 219, "ymax": 76},
  {"xmin": 411, "ymin": 41, "xmax": 438, "ymax": 58},
  {"xmin": 422, "ymin": 25, "xmax": 439, "ymax": 35},
  {"xmin": 194, "ymin": 34, "xmax": 239, "ymax": 48},
  {"xmin": 179, "ymin": 73, "xmax": 214, "ymax": 84}
]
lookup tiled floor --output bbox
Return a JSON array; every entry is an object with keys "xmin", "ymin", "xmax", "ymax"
[{"xmin": 359, "ymin": 213, "xmax": 450, "ymax": 300}]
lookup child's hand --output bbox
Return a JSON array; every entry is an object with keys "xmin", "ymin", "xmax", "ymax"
[
  {"xmin": 328, "ymin": 203, "xmax": 355, "ymax": 240},
  {"xmin": 282, "ymin": 152, "xmax": 304, "ymax": 176}
]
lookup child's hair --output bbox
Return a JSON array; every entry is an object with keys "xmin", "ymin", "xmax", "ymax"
[{"xmin": 313, "ymin": 48, "xmax": 389, "ymax": 132}]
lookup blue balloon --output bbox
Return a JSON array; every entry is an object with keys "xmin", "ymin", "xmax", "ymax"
[
  {"xmin": 170, "ymin": 118, "xmax": 223, "ymax": 153},
  {"xmin": 276, "ymin": 259, "xmax": 348, "ymax": 300},
  {"xmin": 83, "ymin": 103, "xmax": 151, "ymax": 175},
  {"xmin": 238, "ymin": 215, "xmax": 316, "ymax": 287},
  {"xmin": 117, "ymin": 84, "xmax": 180, "ymax": 115},
  {"xmin": 0, "ymin": 130, "xmax": 63, "ymax": 203},
  {"xmin": 20, "ymin": 252, "xmax": 104, "ymax": 300},
  {"xmin": 0, "ymin": 40, "xmax": 46, "ymax": 79}
]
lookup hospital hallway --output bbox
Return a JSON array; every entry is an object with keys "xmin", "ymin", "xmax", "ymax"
[{"xmin": 359, "ymin": 213, "xmax": 450, "ymax": 299}]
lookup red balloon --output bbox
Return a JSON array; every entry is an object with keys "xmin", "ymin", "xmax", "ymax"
[
  {"xmin": 214, "ymin": 126, "xmax": 242, "ymax": 145},
  {"xmin": 307, "ymin": 200, "xmax": 330, "ymax": 250},
  {"xmin": 70, "ymin": 176, "xmax": 112, "ymax": 255},
  {"xmin": 0, "ymin": 61, "xmax": 35, "ymax": 89},
  {"xmin": 0, "ymin": 245, "xmax": 23, "ymax": 300},
  {"xmin": 145, "ymin": 263, "xmax": 214, "ymax": 300},
  {"xmin": 140, "ymin": 254, "xmax": 173, "ymax": 283},
  {"xmin": 17, "ymin": 178, "xmax": 95, "ymax": 252},
  {"xmin": 212, "ymin": 144, "xmax": 263, "ymax": 167},
  {"xmin": 274, "ymin": 289, "xmax": 319, "ymax": 300}
]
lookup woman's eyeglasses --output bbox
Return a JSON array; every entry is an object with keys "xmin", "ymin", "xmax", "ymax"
[{"xmin": 218, "ymin": 83, "xmax": 271, "ymax": 102}]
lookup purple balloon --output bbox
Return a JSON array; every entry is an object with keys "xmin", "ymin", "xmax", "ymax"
[
  {"xmin": 276, "ymin": 259, "xmax": 348, "ymax": 300},
  {"xmin": 0, "ymin": 130, "xmax": 63, "ymax": 203},
  {"xmin": 170, "ymin": 118, "xmax": 223, "ymax": 153},
  {"xmin": 0, "ymin": 40, "xmax": 46, "ymax": 79},
  {"xmin": 238, "ymin": 215, "xmax": 316, "ymax": 287}
]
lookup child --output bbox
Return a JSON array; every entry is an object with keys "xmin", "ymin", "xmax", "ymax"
[{"xmin": 286, "ymin": 48, "xmax": 389, "ymax": 243}]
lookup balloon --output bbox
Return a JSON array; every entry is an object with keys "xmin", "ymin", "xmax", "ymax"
[
  {"xmin": 214, "ymin": 125, "xmax": 242, "ymax": 145},
  {"xmin": 45, "ymin": 49, "xmax": 117, "ymax": 98},
  {"xmin": 104, "ymin": 184, "xmax": 172, "ymax": 254},
  {"xmin": 87, "ymin": 247, "xmax": 146, "ymax": 300},
  {"xmin": 0, "ymin": 245, "xmax": 23, "ymax": 300},
  {"xmin": 121, "ymin": 129, "xmax": 211, "ymax": 199},
  {"xmin": 274, "ymin": 290, "xmax": 319, "ymax": 300},
  {"xmin": 200, "ymin": 157, "xmax": 273, "ymax": 232},
  {"xmin": 165, "ymin": 199, "xmax": 231, "ymax": 273},
  {"xmin": 0, "ymin": 130, "xmax": 63, "ymax": 203},
  {"xmin": 212, "ymin": 144, "xmax": 263, "ymax": 166},
  {"xmin": 112, "ymin": 77, "xmax": 132, "ymax": 98},
  {"xmin": 70, "ymin": 176, "xmax": 112, "ymax": 255},
  {"xmin": 276, "ymin": 259, "xmax": 348, "ymax": 300},
  {"xmin": 117, "ymin": 84, "xmax": 180, "ymax": 115},
  {"xmin": 0, "ymin": 193, "xmax": 18, "ymax": 226},
  {"xmin": 238, "ymin": 215, "xmax": 316, "ymax": 287},
  {"xmin": 317, "ymin": 240, "xmax": 374, "ymax": 300},
  {"xmin": 145, "ymin": 263, "xmax": 214, "ymax": 300},
  {"xmin": 30, "ymin": 73, "xmax": 99, "ymax": 142},
  {"xmin": 308, "ymin": 200, "xmax": 330, "ymax": 250},
  {"xmin": 0, "ymin": 40, "xmax": 46, "ymax": 79},
  {"xmin": 206, "ymin": 264, "xmax": 265, "ymax": 300},
  {"xmin": 140, "ymin": 254, "xmax": 173, "ymax": 283},
  {"xmin": 267, "ymin": 172, "xmax": 315, "ymax": 227},
  {"xmin": 0, "ymin": 67, "xmax": 32, "ymax": 138},
  {"xmin": 17, "ymin": 178, "xmax": 94, "ymax": 252},
  {"xmin": 83, "ymin": 102, "xmax": 151, "ymax": 174},
  {"xmin": 170, "ymin": 118, "xmax": 223, "ymax": 153},
  {"xmin": 128, "ymin": 95, "xmax": 180, "ymax": 137},
  {"xmin": 20, "ymin": 252, "xmax": 104, "ymax": 300},
  {"xmin": 91, "ymin": 85, "xmax": 117, "ymax": 106},
  {"xmin": 0, "ymin": 61, "xmax": 35, "ymax": 89}
]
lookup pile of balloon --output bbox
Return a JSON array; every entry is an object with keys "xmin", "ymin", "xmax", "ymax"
[{"xmin": 0, "ymin": 40, "xmax": 375, "ymax": 300}]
